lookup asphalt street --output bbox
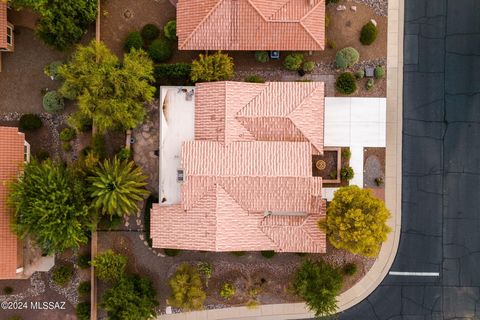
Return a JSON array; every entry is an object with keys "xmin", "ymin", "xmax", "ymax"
[{"xmin": 338, "ymin": 0, "xmax": 480, "ymax": 319}]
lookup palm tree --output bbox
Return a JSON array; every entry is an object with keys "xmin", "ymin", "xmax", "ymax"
[{"xmin": 88, "ymin": 157, "xmax": 149, "ymax": 218}]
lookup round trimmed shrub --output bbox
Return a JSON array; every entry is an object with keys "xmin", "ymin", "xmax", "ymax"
[
  {"xmin": 76, "ymin": 302, "xmax": 90, "ymax": 320},
  {"xmin": 335, "ymin": 72, "xmax": 357, "ymax": 94},
  {"xmin": 245, "ymin": 75, "xmax": 265, "ymax": 83},
  {"xmin": 366, "ymin": 78, "xmax": 374, "ymax": 91},
  {"xmin": 374, "ymin": 66, "xmax": 385, "ymax": 79},
  {"xmin": 355, "ymin": 70, "xmax": 365, "ymax": 79},
  {"xmin": 124, "ymin": 31, "xmax": 144, "ymax": 52},
  {"xmin": 148, "ymin": 39, "xmax": 172, "ymax": 62},
  {"xmin": 164, "ymin": 248, "xmax": 180, "ymax": 257},
  {"xmin": 340, "ymin": 166, "xmax": 355, "ymax": 181},
  {"xmin": 220, "ymin": 282, "xmax": 235, "ymax": 300},
  {"xmin": 261, "ymin": 250, "xmax": 276, "ymax": 259},
  {"xmin": 52, "ymin": 264, "xmax": 74, "ymax": 286},
  {"xmin": 42, "ymin": 91, "xmax": 64, "ymax": 113},
  {"xmin": 343, "ymin": 263, "xmax": 358, "ymax": 276},
  {"xmin": 255, "ymin": 51, "xmax": 269, "ymax": 63},
  {"xmin": 59, "ymin": 127, "xmax": 76, "ymax": 142},
  {"xmin": 44, "ymin": 61, "xmax": 63, "ymax": 80},
  {"xmin": 284, "ymin": 53, "xmax": 304, "ymax": 71},
  {"xmin": 360, "ymin": 21, "xmax": 378, "ymax": 45},
  {"xmin": 303, "ymin": 61, "xmax": 315, "ymax": 73},
  {"xmin": 78, "ymin": 281, "xmax": 91, "ymax": 297},
  {"xmin": 19, "ymin": 114, "xmax": 42, "ymax": 131},
  {"xmin": 164, "ymin": 20, "xmax": 177, "ymax": 41},
  {"xmin": 141, "ymin": 24, "xmax": 160, "ymax": 43},
  {"xmin": 335, "ymin": 47, "xmax": 360, "ymax": 69}
]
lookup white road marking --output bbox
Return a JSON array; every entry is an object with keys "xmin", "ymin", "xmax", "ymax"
[{"xmin": 389, "ymin": 271, "xmax": 440, "ymax": 276}]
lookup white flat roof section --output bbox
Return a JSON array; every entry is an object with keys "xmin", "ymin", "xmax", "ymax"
[
  {"xmin": 159, "ymin": 87, "xmax": 195, "ymax": 205},
  {"xmin": 324, "ymin": 97, "xmax": 386, "ymax": 187}
]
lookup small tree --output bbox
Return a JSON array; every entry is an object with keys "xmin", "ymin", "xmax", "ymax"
[
  {"xmin": 100, "ymin": 275, "xmax": 159, "ymax": 320},
  {"xmin": 169, "ymin": 263, "xmax": 206, "ymax": 311},
  {"xmin": 335, "ymin": 47, "xmax": 360, "ymax": 69},
  {"xmin": 52, "ymin": 264, "xmax": 74, "ymax": 286},
  {"xmin": 283, "ymin": 53, "xmax": 304, "ymax": 71},
  {"xmin": 164, "ymin": 20, "xmax": 177, "ymax": 41},
  {"xmin": 335, "ymin": 72, "xmax": 357, "ymax": 95},
  {"xmin": 360, "ymin": 21, "xmax": 378, "ymax": 45},
  {"xmin": 293, "ymin": 260, "xmax": 343, "ymax": 317},
  {"xmin": 91, "ymin": 250, "xmax": 127, "ymax": 282},
  {"xmin": 191, "ymin": 52, "xmax": 234, "ymax": 82},
  {"xmin": 197, "ymin": 262, "xmax": 213, "ymax": 287},
  {"xmin": 42, "ymin": 91, "xmax": 64, "ymax": 113},
  {"xmin": 44, "ymin": 61, "xmax": 64, "ymax": 80},
  {"xmin": 303, "ymin": 61, "xmax": 315, "ymax": 73},
  {"xmin": 124, "ymin": 31, "xmax": 144, "ymax": 52},
  {"xmin": 148, "ymin": 38, "xmax": 173, "ymax": 62},
  {"xmin": 340, "ymin": 166, "xmax": 354, "ymax": 181},
  {"xmin": 321, "ymin": 186, "xmax": 391, "ymax": 257},
  {"xmin": 141, "ymin": 24, "xmax": 160, "ymax": 43},
  {"xmin": 88, "ymin": 158, "xmax": 149, "ymax": 218}
]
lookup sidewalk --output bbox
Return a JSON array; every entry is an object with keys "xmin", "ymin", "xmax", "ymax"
[{"xmin": 157, "ymin": 0, "xmax": 404, "ymax": 318}]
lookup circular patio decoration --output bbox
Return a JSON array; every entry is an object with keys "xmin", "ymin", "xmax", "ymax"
[{"xmin": 316, "ymin": 160, "xmax": 326, "ymax": 170}]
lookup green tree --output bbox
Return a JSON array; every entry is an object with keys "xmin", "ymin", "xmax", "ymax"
[
  {"xmin": 190, "ymin": 52, "xmax": 234, "ymax": 82},
  {"xmin": 321, "ymin": 186, "xmax": 391, "ymax": 257},
  {"xmin": 335, "ymin": 47, "xmax": 360, "ymax": 69},
  {"xmin": 283, "ymin": 53, "xmax": 304, "ymax": 71},
  {"xmin": 9, "ymin": 0, "xmax": 97, "ymax": 51},
  {"xmin": 59, "ymin": 41, "xmax": 155, "ymax": 134},
  {"xmin": 100, "ymin": 274, "xmax": 159, "ymax": 320},
  {"xmin": 8, "ymin": 160, "xmax": 92, "ymax": 254},
  {"xmin": 88, "ymin": 157, "xmax": 149, "ymax": 218},
  {"xmin": 293, "ymin": 260, "xmax": 343, "ymax": 317},
  {"xmin": 169, "ymin": 263, "xmax": 206, "ymax": 311},
  {"xmin": 91, "ymin": 250, "xmax": 127, "ymax": 282},
  {"xmin": 163, "ymin": 20, "xmax": 177, "ymax": 41}
]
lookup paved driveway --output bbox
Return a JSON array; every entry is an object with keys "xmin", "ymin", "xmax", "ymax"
[{"xmin": 339, "ymin": 0, "xmax": 480, "ymax": 318}]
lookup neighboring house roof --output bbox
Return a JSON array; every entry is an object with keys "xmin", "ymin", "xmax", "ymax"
[
  {"xmin": 0, "ymin": 2, "xmax": 7, "ymax": 49},
  {"xmin": 177, "ymin": 0, "xmax": 326, "ymax": 51},
  {"xmin": 151, "ymin": 81, "xmax": 327, "ymax": 253},
  {"xmin": 0, "ymin": 127, "xmax": 25, "ymax": 279}
]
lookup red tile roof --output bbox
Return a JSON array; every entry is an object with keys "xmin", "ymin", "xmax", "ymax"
[
  {"xmin": 0, "ymin": 2, "xmax": 7, "ymax": 49},
  {"xmin": 177, "ymin": 0, "xmax": 326, "ymax": 51},
  {"xmin": 151, "ymin": 81, "xmax": 326, "ymax": 253},
  {"xmin": 0, "ymin": 127, "xmax": 25, "ymax": 279}
]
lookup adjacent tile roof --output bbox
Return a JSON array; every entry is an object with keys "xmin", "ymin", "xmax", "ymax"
[
  {"xmin": 177, "ymin": 0, "xmax": 326, "ymax": 51},
  {"xmin": 0, "ymin": 127, "xmax": 25, "ymax": 279},
  {"xmin": 151, "ymin": 81, "xmax": 326, "ymax": 253},
  {"xmin": 0, "ymin": 2, "xmax": 7, "ymax": 49}
]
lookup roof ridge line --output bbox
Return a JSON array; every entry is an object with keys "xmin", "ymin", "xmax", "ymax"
[
  {"xmin": 245, "ymin": 0, "xmax": 269, "ymax": 22},
  {"xmin": 299, "ymin": 1, "xmax": 326, "ymax": 50},
  {"xmin": 179, "ymin": 0, "xmax": 225, "ymax": 49}
]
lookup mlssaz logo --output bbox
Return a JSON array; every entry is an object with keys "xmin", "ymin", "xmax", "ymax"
[{"xmin": 30, "ymin": 301, "xmax": 66, "ymax": 310}]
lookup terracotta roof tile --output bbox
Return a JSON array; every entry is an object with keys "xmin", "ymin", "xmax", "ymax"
[
  {"xmin": 0, "ymin": 2, "xmax": 7, "ymax": 49},
  {"xmin": 177, "ymin": 0, "xmax": 325, "ymax": 51},
  {"xmin": 0, "ymin": 127, "xmax": 24, "ymax": 279}
]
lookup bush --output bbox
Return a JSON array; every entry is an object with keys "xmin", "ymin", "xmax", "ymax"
[
  {"xmin": 168, "ymin": 263, "xmax": 206, "ymax": 310},
  {"xmin": 375, "ymin": 177, "xmax": 384, "ymax": 186},
  {"xmin": 355, "ymin": 70, "xmax": 365, "ymax": 79},
  {"xmin": 164, "ymin": 20, "xmax": 177, "ymax": 41},
  {"xmin": 191, "ymin": 52, "xmax": 234, "ymax": 82},
  {"xmin": 62, "ymin": 142, "xmax": 72, "ymax": 152},
  {"xmin": 164, "ymin": 248, "xmax": 181, "ymax": 257},
  {"xmin": 67, "ymin": 112, "xmax": 92, "ymax": 132},
  {"xmin": 148, "ymin": 39, "xmax": 172, "ymax": 63},
  {"xmin": 220, "ymin": 283, "xmax": 235, "ymax": 300},
  {"xmin": 91, "ymin": 250, "xmax": 127, "ymax": 282},
  {"xmin": 326, "ymin": 39, "xmax": 336, "ymax": 49},
  {"xmin": 360, "ymin": 21, "xmax": 378, "ymax": 45},
  {"xmin": 42, "ymin": 90, "xmax": 64, "ymax": 113},
  {"xmin": 44, "ymin": 61, "xmax": 64, "ymax": 80},
  {"xmin": 197, "ymin": 262, "xmax": 213, "ymax": 287},
  {"xmin": 92, "ymin": 134, "xmax": 106, "ymax": 159},
  {"xmin": 33, "ymin": 150, "xmax": 50, "ymax": 162},
  {"xmin": 124, "ymin": 31, "xmax": 144, "ymax": 52},
  {"xmin": 293, "ymin": 260, "xmax": 343, "ymax": 316},
  {"xmin": 254, "ymin": 51, "xmax": 269, "ymax": 63},
  {"xmin": 322, "ymin": 186, "xmax": 392, "ymax": 257},
  {"xmin": 245, "ymin": 75, "xmax": 265, "ymax": 83},
  {"xmin": 77, "ymin": 253, "xmax": 91, "ymax": 269},
  {"xmin": 340, "ymin": 166, "xmax": 354, "ymax": 181},
  {"xmin": 335, "ymin": 72, "xmax": 357, "ymax": 94},
  {"xmin": 303, "ymin": 61, "xmax": 315, "ymax": 73},
  {"xmin": 261, "ymin": 250, "xmax": 276, "ymax": 259},
  {"xmin": 366, "ymin": 78, "xmax": 374, "ymax": 91},
  {"xmin": 78, "ymin": 281, "xmax": 91, "ymax": 297},
  {"xmin": 154, "ymin": 63, "xmax": 191, "ymax": 81},
  {"xmin": 3, "ymin": 286, "xmax": 13, "ymax": 295},
  {"xmin": 117, "ymin": 147, "xmax": 132, "ymax": 160},
  {"xmin": 52, "ymin": 264, "xmax": 74, "ymax": 286},
  {"xmin": 19, "ymin": 113, "xmax": 43, "ymax": 131},
  {"xmin": 76, "ymin": 302, "xmax": 90, "ymax": 320},
  {"xmin": 141, "ymin": 24, "xmax": 160, "ymax": 43},
  {"xmin": 343, "ymin": 263, "xmax": 358, "ymax": 276},
  {"xmin": 283, "ymin": 53, "xmax": 304, "ymax": 71},
  {"xmin": 335, "ymin": 47, "xmax": 360, "ymax": 69},
  {"xmin": 59, "ymin": 127, "xmax": 76, "ymax": 142},
  {"xmin": 342, "ymin": 148, "xmax": 351, "ymax": 161},
  {"xmin": 374, "ymin": 66, "xmax": 385, "ymax": 79},
  {"xmin": 231, "ymin": 251, "xmax": 246, "ymax": 256}
]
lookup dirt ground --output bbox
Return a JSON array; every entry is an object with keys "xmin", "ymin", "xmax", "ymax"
[
  {"xmin": 364, "ymin": 147, "xmax": 386, "ymax": 201},
  {"xmin": 97, "ymin": 231, "xmax": 374, "ymax": 314}
]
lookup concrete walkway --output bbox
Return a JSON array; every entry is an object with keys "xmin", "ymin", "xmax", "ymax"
[{"xmin": 157, "ymin": 0, "xmax": 404, "ymax": 318}]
